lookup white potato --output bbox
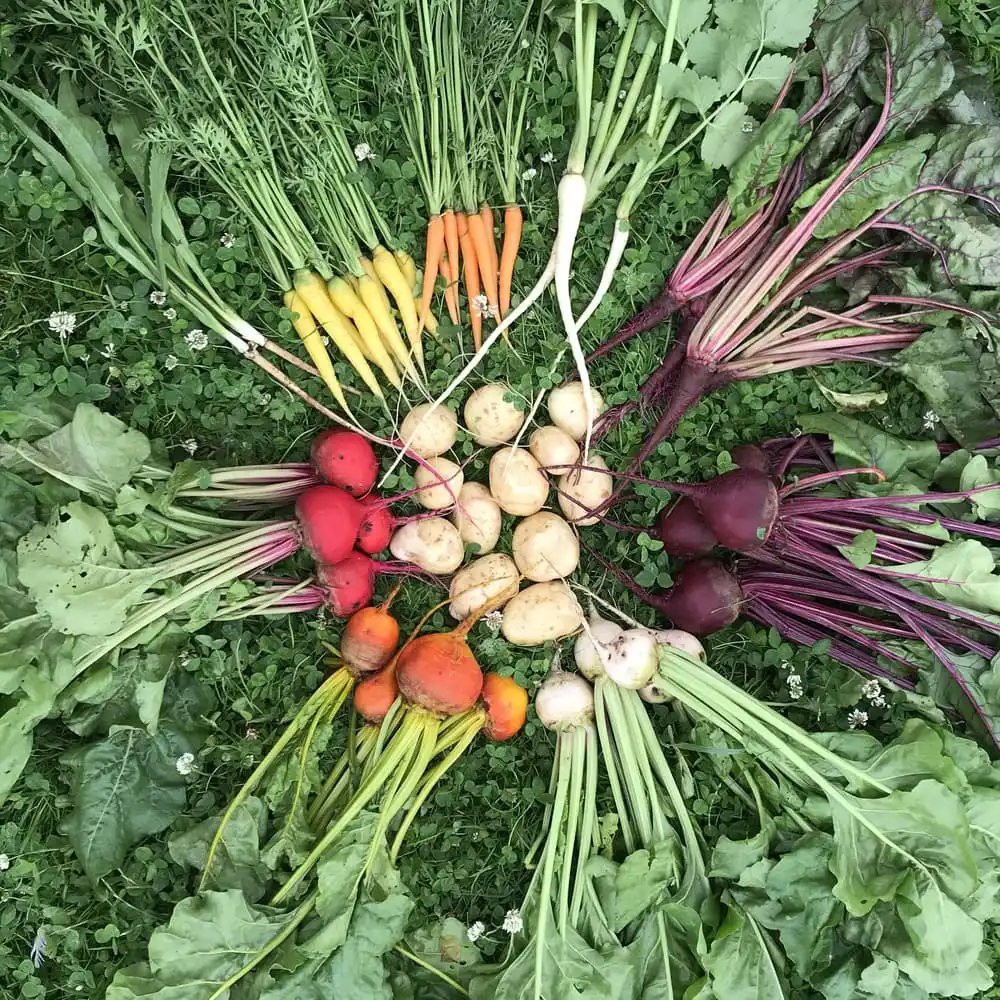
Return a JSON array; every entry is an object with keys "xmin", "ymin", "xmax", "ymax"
[
  {"xmin": 558, "ymin": 455, "xmax": 612, "ymax": 526},
  {"xmin": 389, "ymin": 518, "xmax": 464, "ymax": 574},
  {"xmin": 464, "ymin": 383, "xmax": 526, "ymax": 446},
  {"xmin": 547, "ymin": 382, "xmax": 605, "ymax": 441},
  {"xmin": 511, "ymin": 512, "xmax": 580, "ymax": 582},
  {"xmin": 501, "ymin": 582, "xmax": 582, "ymax": 646},
  {"xmin": 414, "ymin": 456, "xmax": 464, "ymax": 510},
  {"xmin": 400, "ymin": 403, "xmax": 458, "ymax": 458},
  {"xmin": 448, "ymin": 553, "xmax": 520, "ymax": 621},
  {"xmin": 451, "ymin": 482, "xmax": 503, "ymax": 553},
  {"xmin": 529, "ymin": 425, "xmax": 580, "ymax": 472},
  {"xmin": 489, "ymin": 448, "xmax": 549, "ymax": 516}
]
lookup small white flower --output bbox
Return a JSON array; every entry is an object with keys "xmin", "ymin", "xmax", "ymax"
[
  {"xmin": 617, "ymin": 89, "xmax": 627, "ymax": 101},
  {"xmin": 100, "ymin": 341, "xmax": 116, "ymax": 359},
  {"xmin": 787, "ymin": 673, "xmax": 803, "ymax": 700},
  {"xmin": 149, "ymin": 290, "xmax": 167, "ymax": 306},
  {"xmin": 540, "ymin": 151, "xmax": 554, "ymax": 164},
  {"xmin": 863, "ymin": 678, "xmax": 886, "ymax": 708},
  {"xmin": 353, "ymin": 141, "xmax": 374, "ymax": 162},
  {"xmin": 163, "ymin": 307, "xmax": 178, "ymax": 322},
  {"xmin": 467, "ymin": 920, "xmax": 486, "ymax": 943},
  {"xmin": 521, "ymin": 167, "xmax": 537, "ymax": 182},
  {"xmin": 164, "ymin": 354, "xmax": 179, "ymax": 371},
  {"xmin": 847, "ymin": 708, "xmax": 869, "ymax": 730},
  {"xmin": 0, "ymin": 854, "xmax": 9, "ymax": 871},
  {"xmin": 484, "ymin": 610, "xmax": 503, "ymax": 634},
  {"xmin": 471, "ymin": 293, "xmax": 489, "ymax": 317},
  {"xmin": 30, "ymin": 930, "xmax": 46, "ymax": 968},
  {"xmin": 185, "ymin": 328, "xmax": 209, "ymax": 351},
  {"xmin": 502, "ymin": 909, "xmax": 523, "ymax": 935},
  {"xmin": 181, "ymin": 438, "xmax": 198, "ymax": 456},
  {"xmin": 741, "ymin": 118, "xmax": 755, "ymax": 134},
  {"xmin": 80, "ymin": 354, "xmax": 90, "ymax": 363},
  {"xmin": 178, "ymin": 650, "xmax": 194, "ymax": 667},
  {"xmin": 47, "ymin": 310, "xmax": 77, "ymax": 339},
  {"xmin": 520, "ymin": 37, "xmax": 529, "ymax": 49},
  {"xmin": 922, "ymin": 410, "xmax": 940, "ymax": 430},
  {"xmin": 245, "ymin": 726, "xmax": 260, "ymax": 741},
  {"xmin": 175, "ymin": 752, "xmax": 196, "ymax": 775},
  {"xmin": 220, "ymin": 232, "xmax": 235, "ymax": 248}
]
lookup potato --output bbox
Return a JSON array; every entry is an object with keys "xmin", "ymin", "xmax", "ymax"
[
  {"xmin": 400, "ymin": 403, "xmax": 459, "ymax": 458},
  {"xmin": 464, "ymin": 383, "xmax": 525, "ymax": 446},
  {"xmin": 558, "ymin": 456, "xmax": 612, "ymax": 526},
  {"xmin": 451, "ymin": 482, "xmax": 503, "ymax": 553},
  {"xmin": 389, "ymin": 518, "xmax": 465, "ymax": 574},
  {"xmin": 547, "ymin": 382, "xmax": 605, "ymax": 441},
  {"xmin": 501, "ymin": 582, "xmax": 582, "ymax": 646},
  {"xmin": 511, "ymin": 512, "xmax": 580, "ymax": 582},
  {"xmin": 414, "ymin": 456, "xmax": 464, "ymax": 510},
  {"xmin": 448, "ymin": 553, "xmax": 520, "ymax": 621},
  {"xmin": 489, "ymin": 448, "xmax": 549, "ymax": 516},
  {"xmin": 529, "ymin": 425, "xmax": 580, "ymax": 472}
]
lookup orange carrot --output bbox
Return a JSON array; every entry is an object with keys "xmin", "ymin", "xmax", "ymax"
[
  {"xmin": 442, "ymin": 209, "xmax": 461, "ymax": 323},
  {"xmin": 457, "ymin": 212, "xmax": 483, "ymax": 349},
  {"xmin": 418, "ymin": 215, "xmax": 445, "ymax": 334},
  {"xmin": 438, "ymin": 252, "xmax": 457, "ymax": 326},
  {"xmin": 481, "ymin": 204, "xmax": 500, "ymax": 317},
  {"xmin": 468, "ymin": 209, "xmax": 500, "ymax": 323},
  {"xmin": 499, "ymin": 204, "xmax": 523, "ymax": 317}
]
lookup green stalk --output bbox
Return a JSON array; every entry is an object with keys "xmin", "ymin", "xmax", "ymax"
[
  {"xmin": 594, "ymin": 680, "xmax": 637, "ymax": 852},
  {"xmin": 569, "ymin": 726, "xmax": 599, "ymax": 927},
  {"xmin": 566, "ymin": 3, "xmax": 598, "ymax": 173},
  {"xmin": 558, "ymin": 724, "xmax": 587, "ymax": 936}
]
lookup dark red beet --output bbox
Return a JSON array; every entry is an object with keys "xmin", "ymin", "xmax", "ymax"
[
  {"xmin": 311, "ymin": 429, "xmax": 379, "ymax": 497},
  {"xmin": 678, "ymin": 468, "xmax": 779, "ymax": 552},
  {"xmin": 317, "ymin": 552, "xmax": 376, "ymax": 617},
  {"xmin": 657, "ymin": 558, "xmax": 743, "ymax": 634},
  {"xmin": 655, "ymin": 497, "xmax": 717, "ymax": 558},
  {"xmin": 295, "ymin": 485, "xmax": 364, "ymax": 565},
  {"xmin": 357, "ymin": 495, "xmax": 394, "ymax": 554},
  {"xmin": 731, "ymin": 444, "xmax": 769, "ymax": 475}
]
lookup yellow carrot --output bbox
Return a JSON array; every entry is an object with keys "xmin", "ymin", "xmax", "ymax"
[
  {"xmin": 372, "ymin": 247, "xmax": 425, "ymax": 374},
  {"xmin": 293, "ymin": 271, "xmax": 383, "ymax": 399},
  {"xmin": 327, "ymin": 276, "xmax": 402, "ymax": 390},
  {"xmin": 395, "ymin": 249, "xmax": 418, "ymax": 290},
  {"xmin": 361, "ymin": 257, "xmax": 393, "ymax": 312},
  {"xmin": 355, "ymin": 274, "xmax": 419, "ymax": 384},
  {"xmin": 282, "ymin": 290, "xmax": 351, "ymax": 413}
]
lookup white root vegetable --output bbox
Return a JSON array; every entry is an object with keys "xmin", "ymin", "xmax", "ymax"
[
  {"xmin": 547, "ymin": 382, "xmax": 605, "ymax": 442},
  {"xmin": 535, "ymin": 667, "xmax": 595, "ymax": 731},
  {"xmin": 389, "ymin": 517, "xmax": 464, "ymax": 575},
  {"xmin": 558, "ymin": 455, "xmax": 612, "ymax": 526},
  {"xmin": 450, "ymin": 482, "xmax": 502, "ymax": 553},
  {"xmin": 464, "ymin": 383, "xmax": 526, "ymax": 446},
  {"xmin": 529, "ymin": 425, "xmax": 580, "ymax": 471},
  {"xmin": 414, "ymin": 456, "xmax": 464, "ymax": 510},
  {"xmin": 400, "ymin": 403, "xmax": 458, "ymax": 458},
  {"xmin": 639, "ymin": 680, "xmax": 670, "ymax": 704},
  {"xmin": 489, "ymin": 448, "xmax": 549, "ymax": 516},
  {"xmin": 645, "ymin": 628, "xmax": 706, "ymax": 661},
  {"xmin": 601, "ymin": 628, "xmax": 659, "ymax": 689},
  {"xmin": 448, "ymin": 553, "xmax": 519, "ymax": 621},
  {"xmin": 511, "ymin": 512, "xmax": 580, "ymax": 582},
  {"xmin": 501, "ymin": 582, "xmax": 582, "ymax": 646},
  {"xmin": 574, "ymin": 604, "xmax": 623, "ymax": 681}
]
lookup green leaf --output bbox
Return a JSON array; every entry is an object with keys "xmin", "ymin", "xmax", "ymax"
[
  {"xmin": 837, "ymin": 529, "xmax": 878, "ymax": 570},
  {"xmin": 657, "ymin": 64, "xmax": 723, "ymax": 116},
  {"xmin": 715, "ymin": 0, "xmax": 817, "ymax": 50},
  {"xmin": 701, "ymin": 102, "xmax": 755, "ymax": 169},
  {"xmin": 886, "ymin": 539, "xmax": 1000, "ymax": 616},
  {"xmin": 582, "ymin": 0, "xmax": 627, "ymax": 28},
  {"xmin": 704, "ymin": 902, "xmax": 787, "ymax": 1000},
  {"xmin": 726, "ymin": 109, "xmax": 807, "ymax": 217},
  {"xmin": 710, "ymin": 822, "xmax": 774, "ymax": 880},
  {"xmin": 956, "ymin": 454, "xmax": 1000, "ymax": 520},
  {"xmin": 858, "ymin": 955, "xmax": 899, "ymax": 998},
  {"xmin": 106, "ymin": 891, "xmax": 289, "ymax": 1000},
  {"xmin": 742, "ymin": 54, "xmax": 793, "ymax": 106},
  {"xmin": 675, "ymin": 0, "xmax": 711, "ymax": 41},
  {"xmin": 829, "ymin": 779, "xmax": 978, "ymax": 917},
  {"xmin": 17, "ymin": 501, "xmax": 158, "ymax": 636},
  {"xmin": 814, "ymin": 382, "xmax": 888, "ymax": 413},
  {"xmin": 687, "ymin": 30, "xmax": 754, "ymax": 93},
  {"xmin": 405, "ymin": 916, "xmax": 483, "ymax": 985},
  {"xmin": 612, "ymin": 843, "xmax": 678, "ymax": 929}
]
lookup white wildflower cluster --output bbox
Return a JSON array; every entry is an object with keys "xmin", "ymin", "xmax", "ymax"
[
  {"xmin": 164, "ymin": 354, "xmax": 179, "ymax": 371},
  {"xmin": 149, "ymin": 290, "xmax": 167, "ymax": 306},
  {"xmin": 47, "ymin": 310, "xmax": 77, "ymax": 340},
  {"xmin": 502, "ymin": 909, "xmax": 523, "ymax": 934},
  {"xmin": 922, "ymin": 410, "xmax": 940, "ymax": 430},
  {"xmin": 862, "ymin": 678, "xmax": 886, "ymax": 708},
  {"xmin": 786, "ymin": 672, "xmax": 803, "ymax": 700},
  {"xmin": 220, "ymin": 232, "xmax": 236, "ymax": 248},
  {"xmin": 353, "ymin": 142, "xmax": 374, "ymax": 162},
  {"xmin": 847, "ymin": 708, "xmax": 869, "ymax": 730},
  {"xmin": 185, "ymin": 328, "xmax": 209, "ymax": 351},
  {"xmin": 521, "ymin": 167, "xmax": 537, "ymax": 182},
  {"xmin": 540, "ymin": 151, "xmax": 554, "ymax": 164},
  {"xmin": 163, "ymin": 307, "xmax": 178, "ymax": 322},
  {"xmin": 0, "ymin": 853, "xmax": 10, "ymax": 871},
  {"xmin": 484, "ymin": 609, "xmax": 504, "ymax": 634},
  {"xmin": 471, "ymin": 293, "xmax": 489, "ymax": 318},
  {"xmin": 466, "ymin": 920, "xmax": 485, "ymax": 943},
  {"xmin": 175, "ymin": 752, "xmax": 196, "ymax": 775},
  {"xmin": 181, "ymin": 439, "xmax": 198, "ymax": 456}
]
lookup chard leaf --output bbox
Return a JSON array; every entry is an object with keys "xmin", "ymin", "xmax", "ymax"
[
  {"xmin": 612, "ymin": 842, "xmax": 679, "ymax": 929},
  {"xmin": 813, "ymin": 5, "xmax": 871, "ymax": 104},
  {"xmin": 105, "ymin": 890, "xmax": 289, "ymax": 1000},
  {"xmin": 956, "ymin": 454, "xmax": 1000, "ymax": 520},
  {"xmin": 726, "ymin": 109, "xmax": 808, "ymax": 218},
  {"xmin": 710, "ymin": 821, "xmax": 774, "ymax": 880},
  {"xmin": 795, "ymin": 412, "xmax": 941, "ymax": 484},
  {"xmin": 703, "ymin": 901, "xmax": 788, "ymax": 1000},
  {"xmin": 17, "ymin": 501, "xmax": 159, "ymax": 636},
  {"xmin": 815, "ymin": 382, "xmax": 888, "ymax": 413},
  {"xmin": 701, "ymin": 102, "xmax": 755, "ymax": 169},
  {"xmin": 886, "ymin": 539, "xmax": 1000, "ymax": 615},
  {"xmin": 742, "ymin": 53, "xmax": 793, "ymax": 106},
  {"xmin": 858, "ymin": 955, "xmax": 900, "ymax": 998},
  {"xmin": 829, "ymin": 779, "xmax": 978, "ymax": 917},
  {"xmin": 918, "ymin": 125, "xmax": 1000, "ymax": 200}
]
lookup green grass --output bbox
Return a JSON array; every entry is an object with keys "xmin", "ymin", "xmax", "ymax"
[{"xmin": 2, "ymin": 3, "xmax": 1000, "ymax": 997}]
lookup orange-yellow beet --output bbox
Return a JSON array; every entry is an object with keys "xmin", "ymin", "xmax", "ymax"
[
  {"xmin": 354, "ymin": 663, "xmax": 398, "ymax": 723},
  {"xmin": 481, "ymin": 673, "xmax": 528, "ymax": 740},
  {"xmin": 396, "ymin": 634, "xmax": 484, "ymax": 715},
  {"xmin": 342, "ymin": 603, "xmax": 400, "ymax": 675}
]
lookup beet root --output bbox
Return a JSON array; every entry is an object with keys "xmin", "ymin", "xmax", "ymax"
[
  {"xmin": 655, "ymin": 558, "xmax": 743, "ymax": 634},
  {"xmin": 655, "ymin": 497, "xmax": 717, "ymax": 558}
]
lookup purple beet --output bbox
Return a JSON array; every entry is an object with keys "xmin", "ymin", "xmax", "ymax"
[
  {"xmin": 731, "ymin": 444, "xmax": 769, "ymax": 475},
  {"xmin": 672, "ymin": 468, "xmax": 779, "ymax": 552},
  {"xmin": 655, "ymin": 497, "xmax": 717, "ymax": 558},
  {"xmin": 655, "ymin": 558, "xmax": 744, "ymax": 634}
]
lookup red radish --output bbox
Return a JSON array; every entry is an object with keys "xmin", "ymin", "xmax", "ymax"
[
  {"xmin": 357, "ymin": 496, "xmax": 394, "ymax": 554},
  {"xmin": 655, "ymin": 497, "xmax": 717, "ymax": 558},
  {"xmin": 296, "ymin": 485, "xmax": 364, "ymax": 565},
  {"xmin": 670, "ymin": 469, "xmax": 779, "ymax": 552},
  {"xmin": 481, "ymin": 673, "xmax": 529, "ymax": 741},
  {"xmin": 341, "ymin": 586, "xmax": 401, "ymax": 674},
  {"xmin": 731, "ymin": 444, "xmax": 769, "ymax": 474},
  {"xmin": 354, "ymin": 662, "xmax": 399, "ymax": 723},
  {"xmin": 311, "ymin": 428, "xmax": 379, "ymax": 497}
]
